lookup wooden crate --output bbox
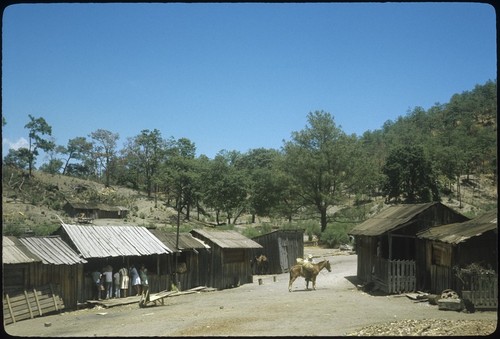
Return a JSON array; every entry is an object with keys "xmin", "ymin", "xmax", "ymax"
[{"xmin": 3, "ymin": 284, "xmax": 65, "ymax": 325}]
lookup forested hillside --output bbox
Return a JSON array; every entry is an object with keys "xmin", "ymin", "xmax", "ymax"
[{"xmin": 2, "ymin": 80, "xmax": 497, "ymax": 245}]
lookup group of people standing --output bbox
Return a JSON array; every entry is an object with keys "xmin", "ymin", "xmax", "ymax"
[{"xmin": 91, "ymin": 264, "xmax": 148, "ymax": 300}]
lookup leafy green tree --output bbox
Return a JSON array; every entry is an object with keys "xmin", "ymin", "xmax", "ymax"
[
  {"xmin": 162, "ymin": 137, "xmax": 198, "ymax": 220},
  {"xmin": 382, "ymin": 145, "xmax": 440, "ymax": 203},
  {"xmin": 60, "ymin": 137, "xmax": 94, "ymax": 175},
  {"xmin": 24, "ymin": 114, "xmax": 55, "ymax": 176},
  {"xmin": 122, "ymin": 129, "xmax": 166, "ymax": 197},
  {"xmin": 89, "ymin": 129, "xmax": 119, "ymax": 187},
  {"xmin": 3, "ymin": 148, "xmax": 31, "ymax": 169},
  {"xmin": 202, "ymin": 151, "xmax": 247, "ymax": 225},
  {"xmin": 39, "ymin": 159, "xmax": 64, "ymax": 174},
  {"xmin": 357, "ymin": 133, "xmax": 387, "ymax": 201},
  {"xmin": 271, "ymin": 156, "xmax": 304, "ymax": 222},
  {"xmin": 236, "ymin": 148, "xmax": 283, "ymax": 222},
  {"xmin": 283, "ymin": 111, "xmax": 357, "ymax": 232}
]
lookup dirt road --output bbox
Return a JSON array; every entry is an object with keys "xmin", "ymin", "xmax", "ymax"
[{"xmin": 4, "ymin": 248, "xmax": 497, "ymax": 337}]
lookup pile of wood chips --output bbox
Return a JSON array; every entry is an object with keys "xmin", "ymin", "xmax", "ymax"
[{"xmin": 346, "ymin": 319, "xmax": 497, "ymax": 336}]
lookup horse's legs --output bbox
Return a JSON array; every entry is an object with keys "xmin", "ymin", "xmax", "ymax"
[{"xmin": 312, "ymin": 277, "xmax": 317, "ymax": 290}]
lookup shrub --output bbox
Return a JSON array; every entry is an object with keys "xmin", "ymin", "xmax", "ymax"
[
  {"xmin": 319, "ymin": 226, "xmax": 350, "ymax": 248},
  {"xmin": 242, "ymin": 227, "xmax": 260, "ymax": 238}
]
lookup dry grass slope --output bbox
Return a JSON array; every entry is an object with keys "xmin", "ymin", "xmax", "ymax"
[{"xmin": 2, "ymin": 168, "xmax": 497, "ymax": 236}]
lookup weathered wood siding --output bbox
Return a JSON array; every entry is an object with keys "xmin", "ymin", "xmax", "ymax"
[
  {"xmin": 3, "ymin": 263, "xmax": 84, "ymax": 310},
  {"xmin": 252, "ymin": 230, "xmax": 304, "ymax": 274},
  {"xmin": 355, "ymin": 235, "xmax": 378, "ymax": 283},
  {"xmin": 175, "ymin": 249, "xmax": 211, "ymax": 291}
]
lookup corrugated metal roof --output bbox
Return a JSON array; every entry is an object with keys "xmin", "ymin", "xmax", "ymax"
[
  {"xmin": 3, "ymin": 236, "xmax": 42, "ymax": 264},
  {"xmin": 58, "ymin": 223, "xmax": 172, "ymax": 258},
  {"xmin": 149, "ymin": 230, "xmax": 210, "ymax": 251},
  {"xmin": 349, "ymin": 202, "xmax": 443, "ymax": 236},
  {"xmin": 191, "ymin": 229, "xmax": 263, "ymax": 249},
  {"xmin": 19, "ymin": 236, "xmax": 88, "ymax": 265},
  {"xmin": 417, "ymin": 210, "xmax": 497, "ymax": 244}
]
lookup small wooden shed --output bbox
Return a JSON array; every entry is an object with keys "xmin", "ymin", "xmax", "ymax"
[
  {"xmin": 190, "ymin": 229, "xmax": 263, "ymax": 290},
  {"xmin": 63, "ymin": 201, "xmax": 128, "ymax": 219},
  {"xmin": 53, "ymin": 223, "xmax": 173, "ymax": 300},
  {"xmin": 149, "ymin": 230, "xmax": 210, "ymax": 291},
  {"xmin": 63, "ymin": 201, "xmax": 99, "ymax": 219},
  {"xmin": 3, "ymin": 235, "xmax": 87, "ymax": 314},
  {"xmin": 348, "ymin": 202, "xmax": 468, "ymax": 294},
  {"xmin": 3, "ymin": 236, "xmax": 43, "ymax": 293},
  {"xmin": 18, "ymin": 236, "xmax": 88, "ymax": 309},
  {"xmin": 417, "ymin": 209, "xmax": 497, "ymax": 308},
  {"xmin": 251, "ymin": 229, "xmax": 304, "ymax": 274}
]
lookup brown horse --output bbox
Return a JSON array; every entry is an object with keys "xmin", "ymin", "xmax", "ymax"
[{"xmin": 288, "ymin": 259, "xmax": 331, "ymax": 292}]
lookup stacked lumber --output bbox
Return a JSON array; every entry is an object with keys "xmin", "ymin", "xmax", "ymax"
[{"xmin": 3, "ymin": 284, "xmax": 64, "ymax": 325}]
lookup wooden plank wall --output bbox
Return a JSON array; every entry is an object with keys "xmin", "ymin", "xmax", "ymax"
[
  {"xmin": 3, "ymin": 284, "xmax": 64, "ymax": 325},
  {"xmin": 30, "ymin": 263, "xmax": 84, "ymax": 309},
  {"xmin": 430, "ymin": 265, "xmax": 454, "ymax": 294}
]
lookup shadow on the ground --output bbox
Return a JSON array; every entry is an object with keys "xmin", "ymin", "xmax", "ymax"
[{"xmin": 344, "ymin": 275, "xmax": 390, "ymax": 296}]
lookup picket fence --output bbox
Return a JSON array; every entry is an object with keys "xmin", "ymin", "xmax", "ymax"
[
  {"xmin": 460, "ymin": 273, "xmax": 498, "ymax": 310},
  {"xmin": 375, "ymin": 258, "xmax": 416, "ymax": 294}
]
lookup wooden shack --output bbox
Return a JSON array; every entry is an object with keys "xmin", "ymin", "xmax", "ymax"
[
  {"xmin": 3, "ymin": 236, "xmax": 43, "ymax": 294},
  {"xmin": 63, "ymin": 201, "xmax": 128, "ymax": 220},
  {"xmin": 3, "ymin": 235, "xmax": 87, "ymax": 323},
  {"xmin": 52, "ymin": 223, "xmax": 173, "ymax": 300},
  {"xmin": 63, "ymin": 201, "xmax": 99, "ymax": 219},
  {"xmin": 417, "ymin": 209, "xmax": 497, "ymax": 308},
  {"xmin": 17, "ymin": 236, "xmax": 88, "ymax": 309},
  {"xmin": 348, "ymin": 202, "xmax": 468, "ymax": 294},
  {"xmin": 251, "ymin": 229, "xmax": 304, "ymax": 274},
  {"xmin": 190, "ymin": 229, "xmax": 263, "ymax": 290},
  {"xmin": 149, "ymin": 230, "xmax": 210, "ymax": 291}
]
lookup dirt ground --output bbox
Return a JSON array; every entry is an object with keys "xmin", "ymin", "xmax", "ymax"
[{"xmin": 4, "ymin": 247, "xmax": 497, "ymax": 337}]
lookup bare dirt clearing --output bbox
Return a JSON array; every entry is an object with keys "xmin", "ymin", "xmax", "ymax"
[{"xmin": 4, "ymin": 247, "xmax": 497, "ymax": 337}]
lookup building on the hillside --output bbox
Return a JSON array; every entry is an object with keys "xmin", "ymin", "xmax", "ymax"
[
  {"xmin": 251, "ymin": 229, "xmax": 304, "ymax": 274},
  {"xmin": 63, "ymin": 201, "xmax": 99, "ymax": 219},
  {"xmin": 417, "ymin": 210, "xmax": 497, "ymax": 308},
  {"xmin": 63, "ymin": 201, "xmax": 128, "ymax": 220},
  {"xmin": 52, "ymin": 223, "xmax": 173, "ymax": 300},
  {"xmin": 190, "ymin": 229, "xmax": 263, "ymax": 290},
  {"xmin": 149, "ymin": 230, "xmax": 210, "ymax": 290},
  {"xmin": 348, "ymin": 202, "xmax": 469, "ymax": 294},
  {"xmin": 96, "ymin": 204, "xmax": 128, "ymax": 219},
  {"xmin": 3, "ymin": 235, "xmax": 87, "ymax": 310}
]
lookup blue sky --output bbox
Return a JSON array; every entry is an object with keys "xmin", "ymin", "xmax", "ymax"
[{"xmin": 2, "ymin": 2, "xmax": 497, "ymax": 163}]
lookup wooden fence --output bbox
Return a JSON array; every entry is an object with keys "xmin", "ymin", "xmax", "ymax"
[
  {"xmin": 459, "ymin": 273, "xmax": 498, "ymax": 310},
  {"xmin": 387, "ymin": 260, "xmax": 416, "ymax": 293},
  {"xmin": 3, "ymin": 284, "xmax": 65, "ymax": 325},
  {"xmin": 374, "ymin": 258, "xmax": 416, "ymax": 294}
]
